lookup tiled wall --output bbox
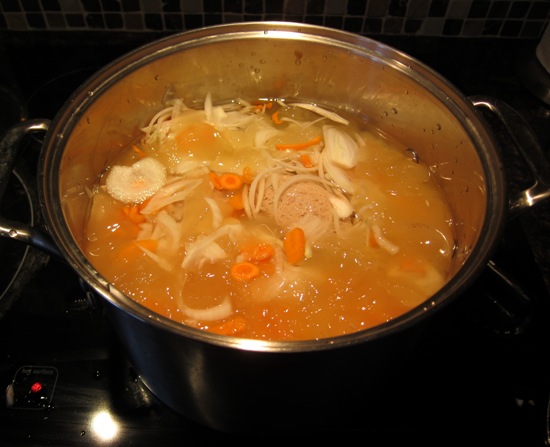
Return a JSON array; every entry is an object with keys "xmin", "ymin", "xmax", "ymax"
[{"xmin": 0, "ymin": 0, "xmax": 548, "ymax": 38}]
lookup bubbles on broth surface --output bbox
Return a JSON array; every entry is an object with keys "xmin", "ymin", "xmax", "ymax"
[{"xmin": 84, "ymin": 96, "xmax": 455, "ymax": 341}]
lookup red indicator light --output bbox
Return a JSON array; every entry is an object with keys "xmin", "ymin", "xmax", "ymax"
[{"xmin": 31, "ymin": 382, "xmax": 43, "ymax": 393}]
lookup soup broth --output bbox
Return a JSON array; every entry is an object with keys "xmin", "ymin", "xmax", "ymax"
[{"xmin": 84, "ymin": 95, "xmax": 455, "ymax": 341}]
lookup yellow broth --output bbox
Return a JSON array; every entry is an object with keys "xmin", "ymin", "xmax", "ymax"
[{"xmin": 84, "ymin": 99, "xmax": 455, "ymax": 340}]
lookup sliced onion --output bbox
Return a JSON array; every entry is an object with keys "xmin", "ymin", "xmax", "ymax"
[
  {"xmin": 290, "ymin": 103, "xmax": 349, "ymax": 125},
  {"xmin": 371, "ymin": 224, "xmax": 400, "ymax": 255},
  {"xmin": 140, "ymin": 106, "xmax": 174, "ymax": 137},
  {"xmin": 204, "ymin": 196, "xmax": 223, "ymax": 228},
  {"xmin": 204, "ymin": 92, "xmax": 213, "ymax": 122},
  {"xmin": 242, "ymin": 184, "xmax": 252, "ymax": 219},
  {"xmin": 181, "ymin": 223, "xmax": 242, "ymax": 269},
  {"xmin": 152, "ymin": 210, "xmax": 181, "ymax": 252},
  {"xmin": 180, "ymin": 296, "xmax": 233, "ymax": 321},
  {"xmin": 322, "ymin": 125, "xmax": 358, "ymax": 169},
  {"xmin": 322, "ymin": 154, "xmax": 353, "ymax": 193},
  {"xmin": 248, "ymin": 166, "xmax": 283, "ymax": 216},
  {"xmin": 254, "ymin": 125, "xmax": 283, "ymax": 148},
  {"xmin": 200, "ymin": 241, "xmax": 227, "ymax": 263},
  {"xmin": 134, "ymin": 243, "xmax": 173, "ymax": 271},
  {"xmin": 170, "ymin": 98, "xmax": 187, "ymax": 119},
  {"xmin": 140, "ymin": 177, "xmax": 202, "ymax": 215},
  {"xmin": 219, "ymin": 110, "xmax": 256, "ymax": 129},
  {"xmin": 328, "ymin": 195, "xmax": 354, "ymax": 219}
]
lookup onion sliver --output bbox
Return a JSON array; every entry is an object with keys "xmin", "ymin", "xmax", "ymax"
[
  {"xmin": 322, "ymin": 125, "xmax": 358, "ymax": 169},
  {"xmin": 371, "ymin": 224, "xmax": 400, "ymax": 255},
  {"xmin": 182, "ymin": 223, "xmax": 242, "ymax": 269},
  {"xmin": 290, "ymin": 103, "xmax": 349, "ymax": 125},
  {"xmin": 181, "ymin": 296, "xmax": 233, "ymax": 321}
]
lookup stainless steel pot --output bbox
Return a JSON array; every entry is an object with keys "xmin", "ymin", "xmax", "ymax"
[{"xmin": 2, "ymin": 22, "xmax": 550, "ymax": 433}]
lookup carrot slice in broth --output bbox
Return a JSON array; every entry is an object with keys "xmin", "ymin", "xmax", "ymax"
[{"xmin": 283, "ymin": 227, "xmax": 306, "ymax": 264}]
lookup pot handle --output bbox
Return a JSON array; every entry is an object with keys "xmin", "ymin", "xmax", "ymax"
[
  {"xmin": 468, "ymin": 96, "xmax": 550, "ymax": 336},
  {"xmin": 470, "ymin": 95, "xmax": 550, "ymax": 219},
  {"xmin": 0, "ymin": 119, "xmax": 62, "ymax": 259}
]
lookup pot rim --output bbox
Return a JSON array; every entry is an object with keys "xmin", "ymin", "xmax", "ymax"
[{"xmin": 38, "ymin": 21, "xmax": 507, "ymax": 352}]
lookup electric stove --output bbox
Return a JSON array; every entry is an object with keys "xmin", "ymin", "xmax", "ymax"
[{"xmin": 1, "ymin": 31, "xmax": 550, "ymax": 444}]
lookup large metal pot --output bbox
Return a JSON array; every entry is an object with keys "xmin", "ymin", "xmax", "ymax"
[{"xmin": 1, "ymin": 22, "xmax": 550, "ymax": 433}]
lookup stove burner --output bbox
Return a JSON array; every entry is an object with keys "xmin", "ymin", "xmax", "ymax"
[{"xmin": 0, "ymin": 80, "xmax": 49, "ymax": 317}]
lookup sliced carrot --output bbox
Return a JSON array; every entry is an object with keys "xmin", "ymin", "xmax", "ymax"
[
  {"xmin": 116, "ymin": 238, "xmax": 158, "ymax": 260},
  {"xmin": 135, "ymin": 239, "xmax": 159, "ymax": 252},
  {"xmin": 123, "ymin": 205, "xmax": 146, "ymax": 224},
  {"xmin": 242, "ymin": 166, "xmax": 254, "ymax": 184},
  {"xmin": 368, "ymin": 231, "xmax": 379, "ymax": 248},
  {"xmin": 400, "ymin": 258, "xmax": 426, "ymax": 274},
  {"xmin": 253, "ymin": 101, "xmax": 273, "ymax": 113},
  {"xmin": 276, "ymin": 135, "xmax": 322, "ymax": 151},
  {"xmin": 271, "ymin": 110, "xmax": 283, "ymax": 125},
  {"xmin": 259, "ymin": 262, "xmax": 276, "ymax": 276},
  {"xmin": 219, "ymin": 173, "xmax": 243, "ymax": 190},
  {"xmin": 209, "ymin": 171, "xmax": 243, "ymax": 191},
  {"xmin": 283, "ymin": 227, "xmax": 306, "ymax": 264},
  {"xmin": 231, "ymin": 261, "xmax": 261, "ymax": 281},
  {"xmin": 241, "ymin": 242, "xmax": 275, "ymax": 263},
  {"xmin": 132, "ymin": 144, "xmax": 147, "ymax": 158},
  {"xmin": 116, "ymin": 217, "xmax": 140, "ymax": 239},
  {"xmin": 210, "ymin": 316, "xmax": 247, "ymax": 336},
  {"xmin": 299, "ymin": 154, "xmax": 314, "ymax": 168},
  {"xmin": 116, "ymin": 242, "xmax": 139, "ymax": 260},
  {"xmin": 209, "ymin": 171, "xmax": 223, "ymax": 190},
  {"xmin": 228, "ymin": 192, "xmax": 245, "ymax": 210}
]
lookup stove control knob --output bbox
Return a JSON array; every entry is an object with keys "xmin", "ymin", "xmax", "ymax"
[{"xmin": 5, "ymin": 365, "xmax": 58, "ymax": 410}]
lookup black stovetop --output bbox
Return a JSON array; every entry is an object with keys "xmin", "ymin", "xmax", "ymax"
[{"xmin": 1, "ymin": 31, "xmax": 550, "ymax": 444}]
